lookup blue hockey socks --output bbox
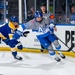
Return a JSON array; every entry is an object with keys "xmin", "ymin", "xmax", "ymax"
[
  {"xmin": 11, "ymin": 51, "xmax": 22, "ymax": 60},
  {"xmin": 12, "ymin": 51, "xmax": 17, "ymax": 58}
]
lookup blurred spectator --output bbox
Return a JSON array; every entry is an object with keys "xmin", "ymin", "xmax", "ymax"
[
  {"xmin": 27, "ymin": 11, "xmax": 32, "ymax": 21},
  {"xmin": 55, "ymin": 14, "xmax": 67, "ymax": 24},
  {"xmin": 70, "ymin": 4, "xmax": 75, "ymax": 24},
  {"xmin": 27, "ymin": 7, "xmax": 35, "ymax": 22},
  {"xmin": 40, "ymin": 3, "xmax": 52, "ymax": 19},
  {"xmin": 30, "ymin": 7, "xmax": 35, "ymax": 19},
  {"xmin": 40, "ymin": 3, "xmax": 54, "ymax": 23},
  {"xmin": 30, "ymin": 7, "xmax": 35, "ymax": 15}
]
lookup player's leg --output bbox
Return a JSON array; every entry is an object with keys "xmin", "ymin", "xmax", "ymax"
[
  {"xmin": 47, "ymin": 44, "xmax": 61, "ymax": 62},
  {"xmin": 40, "ymin": 44, "xmax": 45, "ymax": 52},
  {"xmin": 37, "ymin": 34, "xmax": 61, "ymax": 62},
  {"xmin": 37, "ymin": 34, "xmax": 50, "ymax": 49},
  {"xmin": 8, "ymin": 40, "xmax": 23, "ymax": 60},
  {"xmin": 11, "ymin": 48, "xmax": 22, "ymax": 60},
  {"xmin": 53, "ymin": 40, "xmax": 65, "ymax": 59},
  {"xmin": 2, "ymin": 39, "xmax": 23, "ymax": 60},
  {"xmin": 48, "ymin": 34, "xmax": 65, "ymax": 59}
]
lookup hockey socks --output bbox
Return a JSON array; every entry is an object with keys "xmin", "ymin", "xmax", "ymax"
[{"xmin": 12, "ymin": 51, "xmax": 22, "ymax": 60}]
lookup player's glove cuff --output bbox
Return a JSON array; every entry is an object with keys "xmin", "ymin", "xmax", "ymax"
[{"xmin": 49, "ymin": 23, "xmax": 56, "ymax": 28}]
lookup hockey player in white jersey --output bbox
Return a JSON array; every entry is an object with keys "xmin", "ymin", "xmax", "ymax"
[
  {"xmin": 13, "ymin": 11, "xmax": 65, "ymax": 62},
  {"xmin": 32, "ymin": 11, "xmax": 65, "ymax": 62}
]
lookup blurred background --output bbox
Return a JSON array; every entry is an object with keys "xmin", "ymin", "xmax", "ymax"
[{"xmin": 0, "ymin": 0, "xmax": 75, "ymax": 24}]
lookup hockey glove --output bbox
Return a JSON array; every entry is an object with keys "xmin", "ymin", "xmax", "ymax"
[{"xmin": 23, "ymin": 31, "xmax": 30, "ymax": 37}]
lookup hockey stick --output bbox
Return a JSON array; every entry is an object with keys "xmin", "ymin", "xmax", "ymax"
[
  {"xmin": 54, "ymin": 34, "xmax": 75, "ymax": 53},
  {"xmin": 24, "ymin": 47, "xmax": 70, "ymax": 52}
]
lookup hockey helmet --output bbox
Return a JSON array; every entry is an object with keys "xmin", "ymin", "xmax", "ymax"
[
  {"xmin": 10, "ymin": 16, "xmax": 19, "ymax": 22},
  {"xmin": 34, "ymin": 11, "xmax": 43, "ymax": 18}
]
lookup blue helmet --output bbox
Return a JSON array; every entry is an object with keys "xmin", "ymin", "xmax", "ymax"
[
  {"xmin": 34, "ymin": 11, "xmax": 43, "ymax": 18},
  {"xmin": 10, "ymin": 16, "xmax": 19, "ymax": 22}
]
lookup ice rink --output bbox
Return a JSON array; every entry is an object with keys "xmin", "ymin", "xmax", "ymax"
[{"xmin": 0, "ymin": 51, "xmax": 75, "ymax": 75}]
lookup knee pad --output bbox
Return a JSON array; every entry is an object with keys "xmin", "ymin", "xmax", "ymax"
[{"xmin": 16, "ymin": 42, "xmax": 23, "ymax": 50}]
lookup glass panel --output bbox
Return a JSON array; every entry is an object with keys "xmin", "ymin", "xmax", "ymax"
[
  {"xmin": 54, "ymin": 0, "xmax": 75, "ymax": 24},
  {"xmin": 49, "ymin": 0, "xmax": 53, "ymax": 13},
  {"xmin": 0, "ymin": 0, "xmax": 4, "ymax": 24},
  {"xmin": 0, "ymin": 0, "xmax": 8, "ymax": 24},
  {"xmin": 68, "ymin": 0, "xmax": 75, "ymax": 24},
  {"xmin": 54, "ymin": 0, "xmax": 66, "ymax": 24},
  {"xmin": 36, "ymin": 0, "xmax": 46, "ymax": 10},
  {"xmin": 8, "ymin": 0, "xmax": 18, "ymax": 18}
]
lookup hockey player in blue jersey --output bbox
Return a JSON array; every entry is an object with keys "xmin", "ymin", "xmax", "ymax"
[
  {"xmin": 0, "ymin": 16, "xmax": 29, "ymax": 60},
  {"xmin": 15, "ymin": 11, "xmax": 65, "ymax": 62},
  {"xmin": 34, "ymin": 11, "xmax": 66, "ymax": 62}
]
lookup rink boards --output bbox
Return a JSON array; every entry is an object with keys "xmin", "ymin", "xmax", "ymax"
[{"xmin": 0, "ymin": 24, "xmax": 75, "ymax": 57}]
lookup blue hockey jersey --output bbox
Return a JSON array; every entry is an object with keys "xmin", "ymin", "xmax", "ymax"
[{"xmin": 0, "ymin": 22, "xmax": 19, "ymax": 40}]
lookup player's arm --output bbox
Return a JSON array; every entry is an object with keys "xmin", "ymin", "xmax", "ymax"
[
  {"xmin": 8, "ymin": 29, "xmax": 24, "ymax": 50},
  {"xmin": 12, "ymin": 20, "xmax": 35, "ymax": 40},
  {"xmin": 12, "ymin": 24, "xmax": 30, "ymax": 40}
]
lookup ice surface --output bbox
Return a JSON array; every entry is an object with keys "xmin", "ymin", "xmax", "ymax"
[{"xmin": 0, "ymin": 51, "xmax": 75, "ymax": 75}]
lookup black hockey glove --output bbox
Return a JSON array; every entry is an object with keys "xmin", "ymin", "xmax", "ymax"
[{"xmin": 23, "ymin": 31, "xmax": 30, "ymax": 37}]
